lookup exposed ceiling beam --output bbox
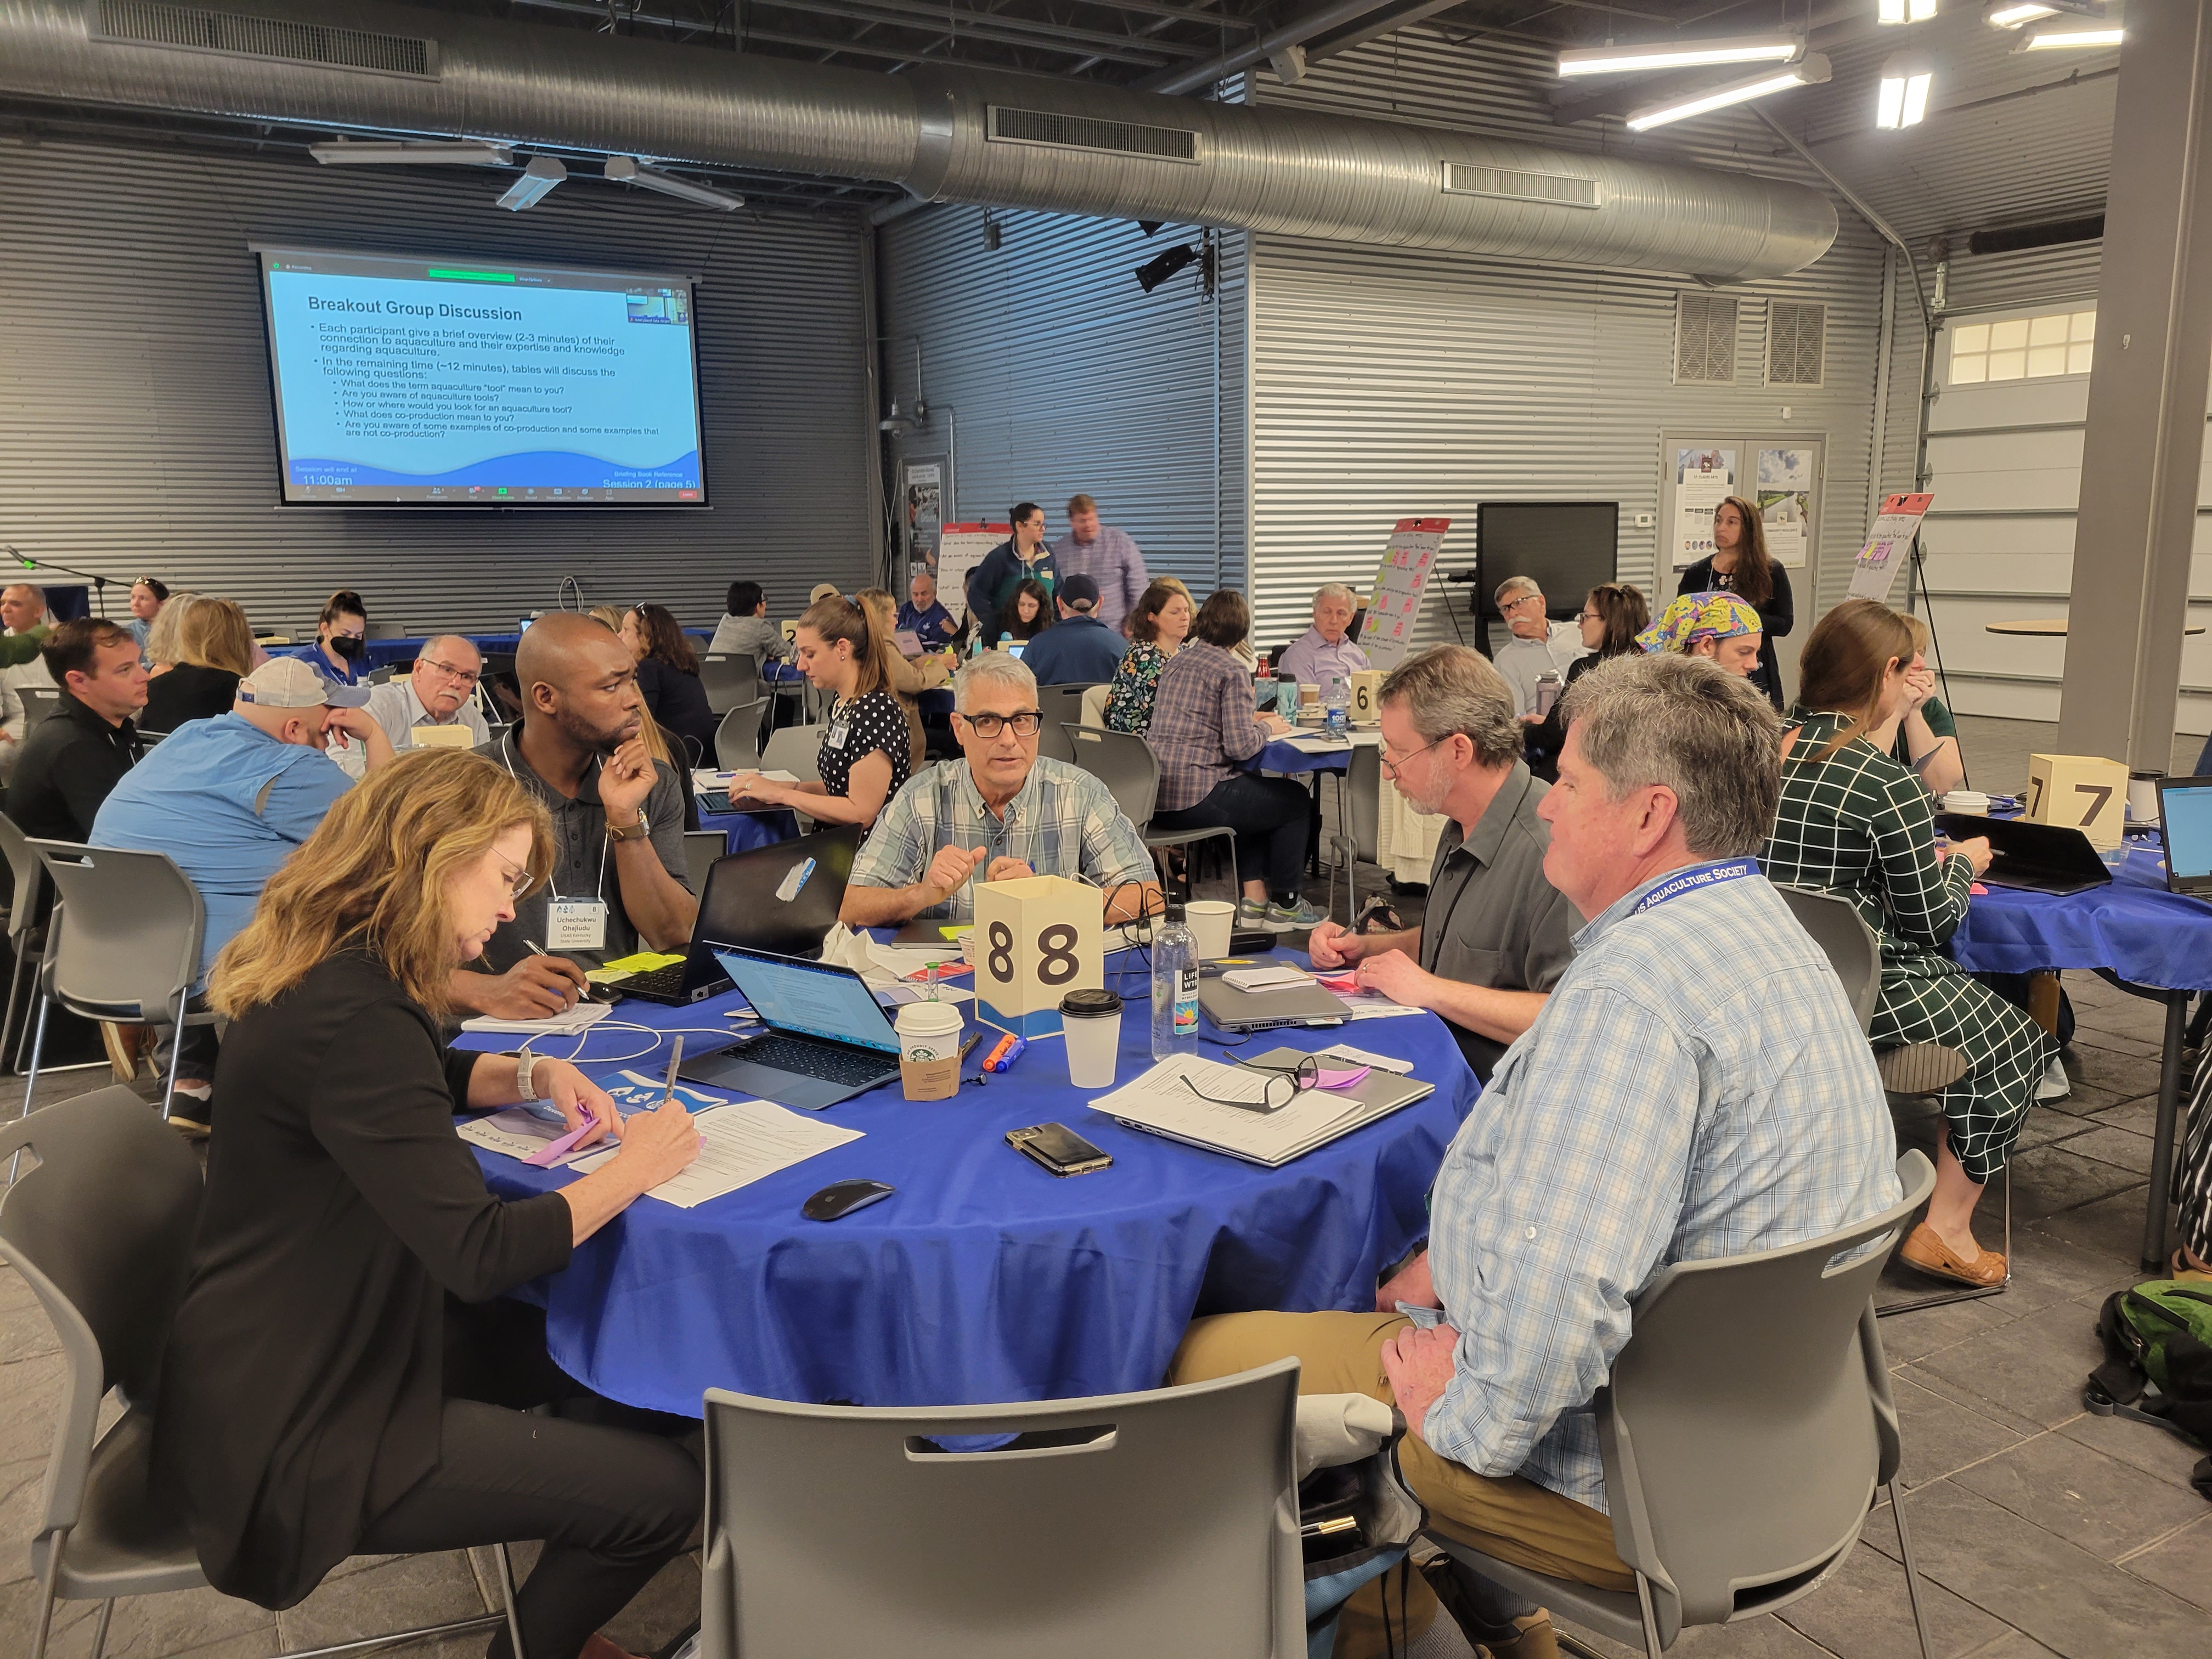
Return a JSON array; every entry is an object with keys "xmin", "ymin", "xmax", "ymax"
[
  {"xmin": 755, "ymin": 0, "xmax": 1207, "ymax": 61},
  {"xmin": 1136, "ymin": 0, "xmax": 1404, "ymax": 93},
  {"xmin": 1302, "ymin": 0, "xmax": 1469, "ymax": 64}
]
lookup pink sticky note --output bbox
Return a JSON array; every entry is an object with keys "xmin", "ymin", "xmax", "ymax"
[{"xmin": 1315, "ymin": 1065, "xmax": 1370, "ymax": 1090}]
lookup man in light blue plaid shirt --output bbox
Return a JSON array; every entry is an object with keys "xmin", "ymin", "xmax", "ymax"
[
  {"xmin": 1173, "ymin": 654, "xmax": 1899, "ymax": 1655},
  {"xmin": 842, "ymin": 653, "xmax": 1159, "ymax": 926}
]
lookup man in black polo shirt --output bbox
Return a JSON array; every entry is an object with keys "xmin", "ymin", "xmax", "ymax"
[
  {"xmin": 1308, "ymin": 644, "xmax": 1578, "ymax": 1082},
  {"xmin": 5, "ymin": 618, "xmax": 147, "ymax": 842},
  {"xmin": 460, "ymin": 612, "xmax": 697, "ymax": 1019}
]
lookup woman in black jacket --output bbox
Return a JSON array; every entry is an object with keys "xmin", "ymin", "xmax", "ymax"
[
  {"xmin": 1677, "ymin": 494, "xmax": 1793, "ymax": 710},
  {"xmin": 621, "ymin": 602, "xmax": 719, "ymax": 764},
  {"xmin": 1525, "ymin": 582, "xmax": 1647, "ymax": 780},
  {"xmin": 150, "ymin": 749, "xmax": 703, "ymax": 1659}
]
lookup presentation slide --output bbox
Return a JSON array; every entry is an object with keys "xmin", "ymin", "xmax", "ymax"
[{"xmin": 257, "ymin": 248, "xmax": 708, "ymax": 506}]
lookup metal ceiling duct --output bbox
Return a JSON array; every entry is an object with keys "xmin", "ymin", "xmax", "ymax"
[{"xmin": 0, "ymin": 0, "xmax": 1839, "ymax": 280}]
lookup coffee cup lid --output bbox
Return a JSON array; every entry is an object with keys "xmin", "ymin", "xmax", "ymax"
[
  {"xmin": 1060, "ymin": 988, "xmax": 1123, "ymax": 1017},
  {"xmin": 897, "ymin": 998, "xmax": 963, "ymax": 1026}
]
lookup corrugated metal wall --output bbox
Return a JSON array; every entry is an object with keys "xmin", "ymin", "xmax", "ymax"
[
  {"xmin": 1243, "ymin": 29, "xmax": 1889, "ymax": 659},
  {"xmin": 876, "ymin": 204, "xmax": 1247, "ymax": 596},
  {"xmin": 0, "ymin": 137, "xmax": 877, "ymax": 636}
]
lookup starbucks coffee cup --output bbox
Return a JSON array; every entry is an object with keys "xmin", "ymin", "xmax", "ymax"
[{"xmin": 895, "ymin": 998, "xmax": 964, "ymax": 1101}]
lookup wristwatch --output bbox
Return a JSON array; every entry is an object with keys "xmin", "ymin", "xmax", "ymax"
[
  {"xmin": 606, "ymin": 810, "xmax": 650, "ymax": 843},
  {"xmin": 515, "ymin": 1044, "xmax": 540, "ymax": 1102}
]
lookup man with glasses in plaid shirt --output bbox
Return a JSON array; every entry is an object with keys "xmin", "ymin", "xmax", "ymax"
[{"xmin": 842, "ymin": 653, "xmax": 1159, "ymax": 927}]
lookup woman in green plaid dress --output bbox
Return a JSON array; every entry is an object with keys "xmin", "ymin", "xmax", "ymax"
[{"xmin": 1763, "ymin": 600, "xmax": 2053, "ymax": 1288}]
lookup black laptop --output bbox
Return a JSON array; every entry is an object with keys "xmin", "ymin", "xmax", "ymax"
[
  {"xmin": 1934, "ymin": 811, "xmax": 2112, "ymax": 897},
  {"xmin": 2155, "ymin": 775, "xmax": 2212, "ymax": 898},
  {"xmin": 679, "ymin": 945, "xmax": 905, "ymax": 1109},
  {"xmin": 618, "ymin": 826, "xmax": 859, "ymax": 1005}
]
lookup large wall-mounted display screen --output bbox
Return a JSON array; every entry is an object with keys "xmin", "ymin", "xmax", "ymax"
[{"xmin": 255, "ymin": 247, "xmax": 708, "ymax": 507}]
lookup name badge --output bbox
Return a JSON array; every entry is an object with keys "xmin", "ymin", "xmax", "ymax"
[
  {"xmin": 546, "ymin": 899, "xmax": 608, "ymax": 950},
  {"xmin": 826, "ymin": 714, "xmax": 851, "ymax": 749}
]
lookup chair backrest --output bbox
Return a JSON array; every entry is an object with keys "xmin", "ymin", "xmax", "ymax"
[
  {"xmin": 0, "ymin": 1086, "xmax": 204, "ymax": 1538},
  {"xmin": 1342, "ymin": 742, "xmax": 1383, "ymax": 863},
  {"xmin": 685, "ymin": 830, "xmax": 726, "ymax": 896},
  {"xmin": 0, "ymin": 812, "xmax": 45, "ymax": 943},
  {"xmin": 1598, "ymin": 1150, "xmax": 1935, "ymax": 1645},
  {"xmin": 699, "ymin": 653, "xmax": 758, "ymax": 716},
  {"xmin": 714, "ymin": 699, "xmax": 767, "ymax": 772},
  {"xmin": 1775, "ymin": 886, "xmax": 1881, "ymax": 1035},
  {"xmin": 759, "ymin": 724, "xmax": 823, "ymax": 783},
  {"xmin": 22, "ymin": 686, "xmax": 60, "ymax": 727},
  {"xmin": 368, "ymin": 664, "xmax": 396, "ymax": 685},
  {"xmin": 1080, "ymin": 684, "xmax": 1110, "ymax": 729},
  {"xmin": 31, "ymin": 843, "xmax": 206, "ymax": 1023},
  {"xmin": 699, "ymin": 1359, "xmax": 1304, "ymax": 1659},
  {"xmin": 1034, "ymin": 684, "xmax": 1096, "ymax": 765},
  {"xmin": 1066, "ymin": 725, "xmax": 1159, "ymax": 832}
]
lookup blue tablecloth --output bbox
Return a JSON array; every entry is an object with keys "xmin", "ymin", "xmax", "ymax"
[
  {"xmin": 459, "ymin": 962, "xmax": 1474, "ymax": 1415},
  {"xmin": 1254, "ymin": 737, "xmax": 1353, "ymax": 776},
  {"xmin": 1948, "ymin": 838, "xmax": 2212, "ymax": 992},
  {"xmin": 695, "ymin": 804, "xmax": 799, "ymax": 855}
]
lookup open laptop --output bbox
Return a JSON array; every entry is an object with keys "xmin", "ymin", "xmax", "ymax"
[
  {"xmin": 618, "ymin": 827, "xmax": 859, "ymax": 1005},
  {"xmin": 2156, "ymin": 776, "xmax": 2212, "ymax": 897},
  {"xmin": 679, "ymin": 945, "xmax": 904, "ymax": 1109},
  {"xmin": 1934, "ymin": 811, "xmax": 2112, "ymax": 897}
]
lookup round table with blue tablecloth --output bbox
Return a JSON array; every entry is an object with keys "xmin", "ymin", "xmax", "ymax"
[
  {"xmin": 694, "ymin": 802, "xmax": 799, "ymax": 856},
  {"xmin": 455, "ymin": 956, "xmax": 1473, "ymax": 1415}
]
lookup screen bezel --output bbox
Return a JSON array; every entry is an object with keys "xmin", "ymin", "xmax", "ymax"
[{"xmin": 251, "ymin": 244, "xmax": 710, "ymax": 511}]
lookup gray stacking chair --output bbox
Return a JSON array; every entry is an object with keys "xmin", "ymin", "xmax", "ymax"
[
  {"xmin": 1034, "ymin": 683, "xmax": 1097, "ymax": 765},
  {"xmin": 699, "ymin": 652, "xmax": 758, "ymax": 717},
  {"xmin": 0, "ymin": 812, "xmax": 46, "ymax": 1072},
  {"xmin": 1778, "ymin": 885, "xmax": 2009, "ymax": 1313},
  {"xmin": 714, "ymin": 697, "xmax": 768, "ymax": 772},
  {"xmin": 759, "ymin": 723, "xmax": 823, "ymax": 783},
  {"xmin": 1065, "ymin": 725, "xmax": 1239, "ymax": 902},
  {"xmin": 699, "ymin": 1358, "xmax": 1304, "ymax": 1659},
  {"xmin": 1430, "ymin": 1150, "xmax": 1939, "ymax": 1659},
  {"xmin": 22, "ymin": 685, "xmax": 61, "ymax": 728},
  {"xmin": 1325, "ymin": 741, "xmax": 1383, "ymax": 926},
  {"xmin": 22, "ymin": 844, "xmax": 219, "ymax": 1122},
  {"xmin": 0, "ymin": 1086, "xmax": 525, "ymax": 1659}
]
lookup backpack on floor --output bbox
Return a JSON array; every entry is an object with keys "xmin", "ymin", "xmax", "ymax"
[{"xmin": 2085, "ymin": 1282, "xmax": 2212, "ymax": 1502}]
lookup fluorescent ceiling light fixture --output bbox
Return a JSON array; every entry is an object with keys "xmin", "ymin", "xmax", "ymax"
[
  {"xmin": 1625, "ymin": 53, "xmax": 1830, "ymax": 131},
  {"xmin": 1558, "ymin": 33, "xmax": 1801, "ymax": 77},
  {"xmin": 1876, "ymin": 61, "xmax": 1934, "ymax": 128},
  {"xmin": 603, "ymin": 156, "xmax": 744, "ymax": 211},
  {"xmin": 2021, "ymin": 25, "xmax": 2124, "ymax": 47},
  {"xmin": 309, "ymin": 138, "xmax": 514, "ymax": 166},
  {"xmin": 1984, "ymin": 2, "xmax": 2057, "ymax": 23},
  {"xmin": 495, "ymin": 155, "xmax": 566, "ymax": 211},
  {"xmin": 1878, "ymin": 0, "xmax": 1938, "ymax": 22}
]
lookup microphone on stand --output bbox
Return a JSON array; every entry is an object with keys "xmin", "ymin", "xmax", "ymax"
[{"xmin": 3, "ymin": 548, "xmax": 117, "ymax": 617}]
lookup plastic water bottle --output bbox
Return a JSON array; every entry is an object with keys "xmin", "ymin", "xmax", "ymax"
[
  {"xmin": 1151, "ymin": 904, "xmax": 1200, "ymax": 1060},
  {"xmin": 1324, "ymin": 676, "xmax": 1350, "ymax": 740}
]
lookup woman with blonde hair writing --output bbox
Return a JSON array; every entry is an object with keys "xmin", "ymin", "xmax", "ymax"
[{"xmin": 151, "ymin": 748, "xmax": 703, "ymax": 1659}]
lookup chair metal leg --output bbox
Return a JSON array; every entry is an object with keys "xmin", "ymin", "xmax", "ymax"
[
  {"xmin": 1633, "ymin": 1570, "xmax": 1664, "ymax": 1659},
  {"xmin": 29, "ymin": 1546, "xmax": 62, "ymax": 1659},
  {"xmin": 495, "ymin": 1540, "xmax": 528, "ymax": 1659},
  {"xmin": 21, "ymin": 992, "xmax": 50, "ymax": 1118},
  {"xmin": 276, "ymin": 1613, "xmax": 506, "ymax": 1658},
  {"xmin": 88, "ymin": 1597, "xmax": 114, "ymax": 1659},
  {"xmin": 1888, "ymin": 1479, "xmax": 1937, "ymax": 1659},
  {"xmin": 0, "ymin": 929, "xmax": 30, "ymax": 1073},
  {"xmin": 159, "ymin": 990, "xmax": 187, "ymax": 1120}
]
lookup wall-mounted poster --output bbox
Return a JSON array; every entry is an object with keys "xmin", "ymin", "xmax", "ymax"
[
  {"xmin": 903, "ymin": 458, "xmax": 946, "ymax": 578},
  {"xmin": 1671, "ymin": 446, "xmax": 1736, "ymax": 568},
  {"xmin": 1756, "ymin": 447, "xmax": 1814, "ymax": 568}
]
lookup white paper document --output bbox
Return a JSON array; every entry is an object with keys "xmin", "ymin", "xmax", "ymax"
[
  {"xmin": 459, "ymin": 1001, "xmax": 614, "ymax": 1037},
  {"xmin": 570, "ymin": 1098, "xmax": 862, "ymax": 1208},
  {"xmin": 1223, "ymin": 964, "xmax": 1316, "ymax": 992},
  {"xmin": 1283, "ymin": 735, "xmax": 1353, "ymax": 754},
  {"xmin": 459, "ymin": 1107, "xmax": 605, "ymax": 1169}
]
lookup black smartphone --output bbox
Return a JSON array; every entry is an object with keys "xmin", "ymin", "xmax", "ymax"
[{"xmin": 1006, "ymin": 1121, "xmax": 1113, "ymax": 1177}]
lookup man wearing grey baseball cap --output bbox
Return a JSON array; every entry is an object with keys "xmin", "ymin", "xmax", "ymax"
[{"xmin": 91, "ymin": 655, "xmax": 396, "ymax": 1134}]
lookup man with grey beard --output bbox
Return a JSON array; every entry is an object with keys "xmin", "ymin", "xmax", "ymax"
[{"xmin": 1307, "ymin": 645, "xmax": 1578, "ymax": 1082}]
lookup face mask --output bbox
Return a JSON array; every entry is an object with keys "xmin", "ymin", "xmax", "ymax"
[{"xmin": 329, "ymin": 634, "xmax": 366, "ymax": 660}]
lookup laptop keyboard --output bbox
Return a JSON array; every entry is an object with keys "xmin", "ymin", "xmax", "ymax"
[
  {"xmin": 739, "ymin": 1029, "xmax": 899, "ymax": 1085},
  {"xmin": 621, "ymin": 960, "xmax": 719, "ymax": 1002}
]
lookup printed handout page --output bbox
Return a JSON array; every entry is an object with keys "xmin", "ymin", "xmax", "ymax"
[
  {"xmin": 570, "ymin": 1098, "xmax": 862, "ymax": 1207},
  {"xmin": 1088, "ymin": 1056, "xmax": 1368, "ymax": 1165}
]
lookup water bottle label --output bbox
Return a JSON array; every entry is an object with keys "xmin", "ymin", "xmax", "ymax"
[{"xmin": 1175, "ymin": 966, "xmax": 1199, "ymax": 1032}]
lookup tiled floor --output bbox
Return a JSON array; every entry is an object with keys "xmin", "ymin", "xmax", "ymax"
[{"xmin": 5, "ymin": 711, "xmax": 2210, "ymax": 1659}]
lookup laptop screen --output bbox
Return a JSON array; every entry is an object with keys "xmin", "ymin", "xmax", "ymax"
[
  {"xmin": 2164, "ymin": 782, "xmax": 2212, "ymax": 880},
  {"xmin": 709, "ymin": 948, "xmax": 901, "ymax": 1054}
]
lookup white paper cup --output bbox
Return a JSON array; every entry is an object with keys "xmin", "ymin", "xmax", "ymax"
[
  {"xmin": 1186, "ymin": 899, "xmax": 1235, "ymax": 961},
  {"xmin": 894, "ymin": 1000, "xmax": 964, "ymax": 1101},
  {"xmin": 1060, "ymin": 989, "xmax": 1124, "ymax": 1090}
]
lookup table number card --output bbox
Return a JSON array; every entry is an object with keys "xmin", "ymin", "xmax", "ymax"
[{"xmin": 973, "ymin": 874, "xmax": 1104, "ymax": 1040}]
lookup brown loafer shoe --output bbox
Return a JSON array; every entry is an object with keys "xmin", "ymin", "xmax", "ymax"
[
  {"xmin": 1898, "ymin": 1221, "xmax": 2007, "ymax": 1288},
  {"xmin": 1877, "ymin": 1042, "xmax": 1968, "ymax": 1096}
]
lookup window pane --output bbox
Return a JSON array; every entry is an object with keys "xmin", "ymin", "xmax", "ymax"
[
  {"xmin": 2072, "ymin": 310, "xmax": 2097, "ymax": 341},
  {"xmin": 2029, "ymin": 313, "xmax": 2069, "ymax": 346},
  {"xmin": 2068, "ymin": 341, "xmax": 2095, "ymax": 375},
  {"xmin": 1988, "ymin": 349, "xmax": 2027, "ymax": 380},
  {"xmin": 1951, "ymin": 353, "xmax": 1987, "ymax": 385},
  {"xmin": 2028, "ymin": 345, "xmax": 2069, "ymax": 377},
  {"xmin": 1991, "ymin": 318, "xmax": 2031, "ymax": 351},
  {"xmin": 1953, "ymin": 323, "xmax": 1990, "ymax": 353}
]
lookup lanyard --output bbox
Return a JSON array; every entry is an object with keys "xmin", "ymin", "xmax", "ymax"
[
  {"xmin": 1630, "ymin": 858, "xmax": 1759, "ymax": 915},
  {"xmin": 500, "ymin": 730, "xmax": 608, "ymax": 902}
]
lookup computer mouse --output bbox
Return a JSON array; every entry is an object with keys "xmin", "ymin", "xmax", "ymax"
[{"xmin": 802, "ymin": 1178, "xmax": 896, "ymax": 1222}]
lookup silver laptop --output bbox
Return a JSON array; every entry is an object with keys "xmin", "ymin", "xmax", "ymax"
[
  {"xmin": 1197, "ymin": 976, "xmax": 1349, "ymax": 1033},
  {"xmin": 679, "ymin": 946, "xmax": 904, "ymax": 1110}
]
